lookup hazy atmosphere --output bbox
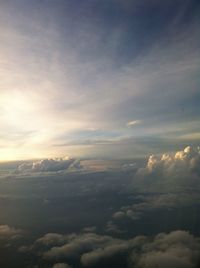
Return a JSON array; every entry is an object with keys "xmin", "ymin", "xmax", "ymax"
[{"xmin": 0, "ymin": 0, "xmax": 200, "ymax": 267}]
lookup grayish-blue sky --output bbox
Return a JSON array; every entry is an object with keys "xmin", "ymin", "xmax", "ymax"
[{"xmin": 0, "ymin": 0, "xmax": 200, "ymax": 160}]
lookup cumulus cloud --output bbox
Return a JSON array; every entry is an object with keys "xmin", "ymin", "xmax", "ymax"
[
  {"xmin": 132, "ymin": 230, "xmax": 200, "ymax": 268},
  {"xmin": 37, "ymin": 230, "xmax": 200, "ymax": 268},
  {"xmin": 139, "ymin": 146, "xmax": 200, "ymax": 178},
  {"xmin": 0, "ymin": 225, "xmax": 22, "ymax": 239},
  {"xmin": 79, "ymin": 234, "xmax": 146, "ymax": 266},
  {"xmin": 112, "ymin": 208, "xmax": 141, "ymax": 221},
  {"xmin": 81, "ymin": 242, "xmax": 129, "ymax": 266},
  {"xmin": 106, "ymin": 221, "xmax": 124, "ymax": 234},
  {"xmin": 112, "ymin": 191, "xmax": 200, "ymax": 223},
  {"xmin": 109, "ymin": 146, "xmax": 200, "ymax": 224},
  {"xmin": 36, "ymin": 233, "xmax": 69, "ymax": 246},
  {"xmin": 52, "ymin": 263, "xmax": 71, "ymax": 268},
  {"xmin": 43, "ymin": 233, "xmax": 114, "ymax": 259},
  {"xmin": 17, "ymin": 157, "xmax": 81, "ymax": 173},
  {"xmin": 129, "ymin": 145, "xmax": 200, "ymax": 194}
]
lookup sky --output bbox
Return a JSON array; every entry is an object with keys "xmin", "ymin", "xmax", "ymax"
[{"xmin": 0, "ymin": 0, "xmax": 200, "ymax": 161}]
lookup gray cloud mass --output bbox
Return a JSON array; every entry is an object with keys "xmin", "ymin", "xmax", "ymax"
[{"xmin": 33, "ymin": 230, "xmax": 200, "ymax": 268}]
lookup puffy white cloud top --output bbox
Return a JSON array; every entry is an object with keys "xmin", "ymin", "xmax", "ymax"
[
  {"xmin": 138, "ymin": 146, "xmax": 200, "ymax": 178},
  {"xmin": 17, "ymin": 157, "xmax": 81, "ymax": 172}
]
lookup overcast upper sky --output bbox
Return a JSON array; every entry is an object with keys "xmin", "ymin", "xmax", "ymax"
[{"xmin": 0, "ymin": 0, "xmax": 200, "ymax": 160}]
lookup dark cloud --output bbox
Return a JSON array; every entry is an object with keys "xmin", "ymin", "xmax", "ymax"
[
  {"xmin": 112, "ymin": 192, "xmax": 200, "ymax": 223},
  {"xmin": 82, "ymin": 226, "xmax": 97, "ymax": 233},
  {"xmin": 36, "ymin": 233, "xmax": 69, "ymax": 246},
  {"xmin": 33, "ymin": 230, "xmax": 200, "ymax": 268},
  {"xmin": 132, "ymin": 230, "xmax": 200, "ymax": 268},
  {"xmin": 43, "ymin": 233, "xmax": 113, "ymax": 259}
]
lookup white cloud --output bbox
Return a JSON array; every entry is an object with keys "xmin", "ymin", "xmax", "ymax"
[
  {"xmin": 111, "ymin": 146, "xmax": 200, "ymax": 222},
  {"xmin": 137, "ymin": 146, "xmax": 200, "ymax": 180},
  {"xmin": 17, "ymin": 157, "xmax": 81, "ymax": 173},
  {"xmin": 126, "ymin": 120, "xmax": 141, "ymax": 127}
]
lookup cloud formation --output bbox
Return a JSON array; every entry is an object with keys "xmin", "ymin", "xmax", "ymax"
[
  {"xmin": 132, "ymin": 230, "xmax": 200, "ymax": 268},
  {"xmin": 126, "ymin": 120, "xmax": 141, "ymax": 127},
  {"xmin": 133, "ymin": 146, "xmax": 200, "ymax": 192},
  {"xmin": 112, "ymin": 191, "xmax": 200, "ymax": 223},
  {"xmin": 43, "ymin": 233, "xmax": 113, "ymax": 259},
  {"xmin": 52, "ymin": 263, "xmax": 71, "ymax": 268},
  {"xmin": 36, "ymin": 233, "xmax": 69, "ymax": 246},
  {"xmin": 17, "ymin": 157, "xmax": 81, "ymax": 173},
  {"xmin": 35, "ymin": 230, "xmax": 200, "ymax": 268},
  {"xmin": 0, "ymin": 0, "xmax": 200, "ymax": 160},
  {"xmin": 142, "ymin": 146, "xmax": 200, "ymax": 177},
  {"xmin": 0, "ymin": 225, "xmax": 22, "ymax": 239},
  {"xmin": 109, "ymin": 146, "xmax": 200, "ymax": 223}
]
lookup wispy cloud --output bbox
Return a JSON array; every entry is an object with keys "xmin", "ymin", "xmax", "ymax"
[{"xmin": 126, "ymin": 120, "xmax": 142, "ymax": 127}]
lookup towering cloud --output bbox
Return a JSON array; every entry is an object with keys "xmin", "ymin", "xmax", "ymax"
[
  {"xmin": 144, "ymin": 146, "xmax": 200, "ymax": 176},
  {"xmin": 136, "ymin": 146, "xmax": 200, "ymax": 188}
]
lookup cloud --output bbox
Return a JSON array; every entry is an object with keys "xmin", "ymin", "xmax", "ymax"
[
  {"xmin": 82, "ymin": 226, "xmax": 97, "ymax": 233},
  {"xmin": 110, "ymin": 146, "xmax": 200, "ymax": 223},
  {"xmin": 1, "ymin": 0, "xmax": 199, "ymax": 161},
  {"xmin": 36, "ymin": 233, "xmax": 69, "ymax": 246},
  {"xmin": 139, "ymin": 146, "xmax": 200, "ymax": 177},
  {"xmin": 126, "ymin": 120, "xmax": 141, "ymax": 127},
  {"xmin": 112, "ymin": 209, "xmax": 141, "ymax": 221},
  {"xmin": 132, "ymin": 145, "xmax": 200, "ymax": 193},
  {"xmin": 0, "ymin": 225, "xmax": 22, "ymax": 239},
  {"xmin": 106, "ymin": 221, "xmax": 124, "ymax": 234},
  {"xmin": 43, "ymin": 233, "xmax": 114, "ymax": 259},
  {"xmin": 81, "ymin": 242, "xmax": 129, "ymax": 266},
  {"xmin": 112, "ymin": 191, "xmax": 200, "ymax": 223},
  {"xmin": 52, "ymin": 263, "xmax": 71, "ymax": 268},
  {"xmin": 38, "ymin": 230, "xmax": 200, "ymax": 267},
  {"xmin": 132, "ymin": 230, "xmax": 200, "ymax": 268},
  {"xmin": 17, "ymin": 157, "xmax": 81, "ymax": 173}
]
